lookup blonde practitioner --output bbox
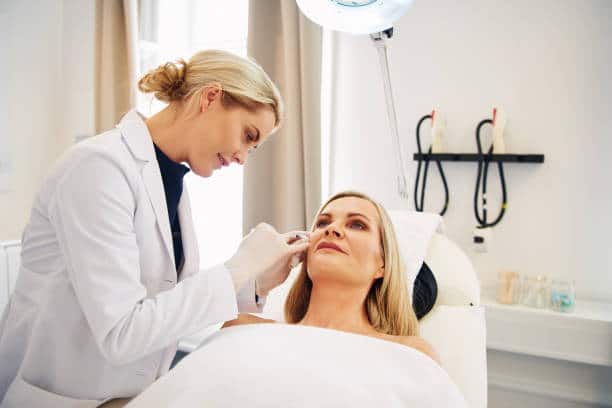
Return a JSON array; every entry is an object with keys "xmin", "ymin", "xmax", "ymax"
[
  {"xmin": 0, "ymin": 50, "xmax": 310, "ymax": 406},
  {"xmin": 224, "ymin": 191, "xmax": 439, "ymax": 364}
]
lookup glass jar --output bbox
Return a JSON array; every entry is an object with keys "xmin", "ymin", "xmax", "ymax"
[
  {"xmin": 520, "ymin": 275, "xmax": 548, "ymax": 309},
  {"xmin": 550, "ymin": 280, "xmax": 575, "ymax": 313},
  {"xmin": 496, "ymin": 271, "xmax": 519, "ymax": 305}
]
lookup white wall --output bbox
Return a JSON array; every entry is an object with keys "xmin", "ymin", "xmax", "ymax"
[
  {"xmin": 329, "ymin": 0, "xmax": 612, "ymax": 303},
  {"xmin": 0, "ymin": 0, "xmax": 95, "ymax": 241}
]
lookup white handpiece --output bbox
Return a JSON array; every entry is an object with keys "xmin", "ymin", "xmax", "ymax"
[
  {"xmin": 225, "ymin": 224, "xmax": 310, "ymax": 296},
  {"xmin": 290, "ymin": 233, "xmax": 310, "ymax": 268},
  {"xmin": 492, "ymin": 107, "xmax": 507, "ymax": 154},
  {"xmin": 431, "ymin": 109, "xmax": 445, "ymax": 154}
]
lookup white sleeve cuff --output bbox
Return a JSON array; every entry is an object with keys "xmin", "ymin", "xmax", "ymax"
[
  {"xmin": 187, "ymin": 263, "xmax": 240, "ymax": 331},
  {"xmin": 235, "ymin": 276, "xmax": 264, "ymax": 313}
]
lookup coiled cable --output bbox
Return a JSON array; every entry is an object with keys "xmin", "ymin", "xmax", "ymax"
[
  {"xmin": 414, "ymin": 114, "xmax": 449, "ymax": 216},
  {"xmin": 474, "ymin": 118, "xmax": 507, "ymax": 227}
]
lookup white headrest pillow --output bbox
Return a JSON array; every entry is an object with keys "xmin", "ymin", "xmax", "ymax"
[
  {"xmin": 386, "ymin": 210, "xmax": 443, "ymax": 298},
  {"xmin": 386, "ymin": 210, "xmax": 480, "ymax": 306},
  {"xmin": 425, "ymin": 233, "xmax": 480, "ymax": 307}
]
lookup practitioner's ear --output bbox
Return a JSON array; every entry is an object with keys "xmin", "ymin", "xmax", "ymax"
[{"xmin": 199, "ymin": 84, "xmax": 222, "ymax": 112}]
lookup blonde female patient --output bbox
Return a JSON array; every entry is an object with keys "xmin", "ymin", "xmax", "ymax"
[
  {"xmin": 224, "ymin": 190, "xmax": 439, "ymax": 364},
  {"xmin": 126, "ymin": 192, "xmax": 469, "ymax": 407}
]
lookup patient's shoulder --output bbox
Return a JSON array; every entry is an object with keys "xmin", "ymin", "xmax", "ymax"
[
  {"xmin": 389, "ymin": 335, "xmax": 440, "ymax": 364},
  {"xmin": 222, "ymin": 313, "xmax": 277, "ymax": 329}
]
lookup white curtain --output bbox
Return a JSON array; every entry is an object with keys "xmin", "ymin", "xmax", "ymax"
[
  {"xmin": 243, "ymin": 0, "xmax": 323, "ymax": 233},
  {"xmin": 95, "ymin": 0, "xmax": 139, "ymax": 134}
]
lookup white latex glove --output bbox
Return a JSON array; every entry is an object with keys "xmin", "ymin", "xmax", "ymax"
[{"xmin": 224, "ymin": 223, "xmax": 310, "ymax": 297}]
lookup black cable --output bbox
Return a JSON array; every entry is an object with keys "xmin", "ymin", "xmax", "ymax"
[
  {"xmin": 474, "ymin": 119, "xmax": 507, "ymax": 228},
  {"xmin": 414, "ymin": 114, "xmax": 449, "ymax": 216}
]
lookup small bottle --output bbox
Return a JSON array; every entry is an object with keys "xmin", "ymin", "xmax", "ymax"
[
  {"xmin": 535, "ymin": 275, "xmax": 549, "ymax": 309},
  {"xmin": 521, "ymin": 275, "xmax": 548, "ymax": 308},
  {"xmin": 496, "ymin": 271, "xmax": 519, "ymax": 305},
  {"xmin": 492, "ymin": 107, "xmax": 507, "ymax": 154},
  {"xmin": 431, "ymin": 109, "xmax": 445, "ymax": 154},
  {"xmin": 550, "ymin": 280, "xmax": 575, "ymax": 313}
]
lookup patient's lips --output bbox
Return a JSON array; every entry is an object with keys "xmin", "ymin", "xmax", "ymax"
[{"xmin": 316, "ymin": 241, "xmax": 347, "ymax": 254}]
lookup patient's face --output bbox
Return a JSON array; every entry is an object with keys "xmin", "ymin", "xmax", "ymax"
[{"xmin": 307, "ymin": 197, "xmax": 385, "ymax": 287}]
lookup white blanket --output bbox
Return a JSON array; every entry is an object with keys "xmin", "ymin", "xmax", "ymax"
[{"xmin": 128, "ymin": 324, "xmax": 468, "ymax": 407}]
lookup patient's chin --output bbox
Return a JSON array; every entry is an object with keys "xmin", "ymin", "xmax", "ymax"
[
  {"xmin": 307, "ymin": 259, "xmax": 361, "ymax": 286},
  {"xmin": 308, "ymin": 252, "xmax": 345, "ymax": 271}
]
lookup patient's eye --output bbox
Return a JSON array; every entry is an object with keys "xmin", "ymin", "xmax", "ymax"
[
  {"xmin": 315, "ymin": 219, "xmax": 329, "ymax": 228},
  {"xmin": 349, "ymin": 220, "xmax": 367, "ymax": 230},
  {"xmin": 246, "ymin": 126, "xmax": 260, "ymax": 146}
]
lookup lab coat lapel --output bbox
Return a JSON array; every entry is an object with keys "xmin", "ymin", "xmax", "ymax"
[
  {"xmin": 178, "ymin": 185, "xmax": 200, "ymax": 281},
  {"xmin": 116, "ymin": 110, "xmax": 175, "ymax": 268},
  {"xmin": 141, "ymin": 163, "xmax": 175, "ymax": 268}
]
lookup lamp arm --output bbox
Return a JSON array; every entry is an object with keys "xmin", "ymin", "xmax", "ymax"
[{"xmin": 370, "ymin": 29, "xmax": 408, "ymax": 198}]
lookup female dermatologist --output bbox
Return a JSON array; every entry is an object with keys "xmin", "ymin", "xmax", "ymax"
[{"xmin": 0, "ymin": 49, "xmax": 309, "ymax": 407}]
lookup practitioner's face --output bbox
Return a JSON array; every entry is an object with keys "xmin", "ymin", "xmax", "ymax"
[
  {"xmin": 185, "ymin": 86, "xmax": 276, "ymax": 177},
  {"xmin": 307, "ymin": 197, "xmax": 385, "ymax": 287}
]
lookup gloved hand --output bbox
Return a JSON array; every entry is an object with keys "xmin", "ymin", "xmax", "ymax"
[{"xmin": 224, "ymin": 223, "xmax": 310, "ymax": 297}]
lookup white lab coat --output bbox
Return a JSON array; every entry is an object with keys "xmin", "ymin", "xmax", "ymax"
[{"xmin": 0, "ymin": 110, "xmax": 259, "ymax": 407}]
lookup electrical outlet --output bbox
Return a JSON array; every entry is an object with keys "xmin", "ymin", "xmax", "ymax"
[{"xmin": 473, "ymin": 227, "xmax": 492, "ymax": 253}]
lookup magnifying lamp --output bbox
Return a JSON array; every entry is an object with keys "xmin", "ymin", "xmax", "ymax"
[{"xmin": 296, "ymin": 0, "xmax": 414, "ymax": 198}]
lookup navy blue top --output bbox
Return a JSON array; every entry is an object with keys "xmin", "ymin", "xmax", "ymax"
[{"xmin": 154, "ymin": 144, "xmax": 190, "ymax": 273}]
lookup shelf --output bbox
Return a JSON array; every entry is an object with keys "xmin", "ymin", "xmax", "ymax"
[
  {"xmin": 413, "ymin": 153, "xmax": 544, "ymax": 163},
  {"xmin": 482, "ymin": 294, "xmax": 612, "ymax": 366}
]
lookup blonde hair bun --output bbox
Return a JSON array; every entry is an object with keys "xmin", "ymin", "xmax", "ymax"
[{"xmin": 138, "ymin": 59, "xmax": 187, "ymax": 103}]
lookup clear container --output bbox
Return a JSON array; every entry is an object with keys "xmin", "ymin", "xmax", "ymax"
[
  {"xmin": 520, "ymin": 275, "xmax": 548, "ymax": 309},
  {"xmin": 496, "ymin": 271, "xmax": 520, "ymax": 305},
  {"xmin": 550, "ymin": 280, "xmax": 575, "ymax": 313}
]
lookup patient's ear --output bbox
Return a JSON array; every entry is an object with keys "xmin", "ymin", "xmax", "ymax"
[{"xmin": 373, "ymin": 264, "xmax": 384, "ymax": 279}]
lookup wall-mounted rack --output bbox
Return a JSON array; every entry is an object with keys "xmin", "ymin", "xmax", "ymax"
[{"xmin": 413, "ymin": 153, "xmax": 544, "ymax": 163}]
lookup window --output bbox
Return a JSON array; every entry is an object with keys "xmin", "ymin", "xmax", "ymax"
[{"xmin": 137, "ymin": 0, "xmax": 248, "ymax": 268}]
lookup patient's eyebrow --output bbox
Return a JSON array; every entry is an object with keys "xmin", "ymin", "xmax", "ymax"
[
  {"xmin": 347, "ymin": 212, "xmax": 370, "ymax": 221},
  {"xmin": 318, "ymin": 212, "xmax": 370, "ymax": 221}
]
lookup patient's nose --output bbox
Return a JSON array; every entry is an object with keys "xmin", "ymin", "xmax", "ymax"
[{"xmin": 324, "ymin": 226, "xmax": 342, "ymax": 238}]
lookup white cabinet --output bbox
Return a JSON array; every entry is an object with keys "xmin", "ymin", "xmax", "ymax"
[
  {"xmin": 483, "ymin": 293, "xmax": 612, "ymax": 407},
  {"xmin": 483, "ymin": 294, "xmax": 612, "ymax": 366}
]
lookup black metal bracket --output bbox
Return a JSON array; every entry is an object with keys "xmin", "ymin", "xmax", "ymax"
[{"xmin": 413, "ymin": 153, "xmax": 544, "ymax": 163}]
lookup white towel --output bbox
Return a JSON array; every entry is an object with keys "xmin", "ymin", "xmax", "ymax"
[{"xmin": 128, "ymin": 324, "xmax": 468, "ymax": 408}]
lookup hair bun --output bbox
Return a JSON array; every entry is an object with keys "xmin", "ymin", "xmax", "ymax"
[{"xmin": 138, "ymin": 59, "xmax": 187, "ymax": 102}]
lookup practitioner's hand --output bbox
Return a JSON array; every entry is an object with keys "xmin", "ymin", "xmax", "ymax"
[
  {"xmin": 285, "ymin": 231, "xmax": 310, "ymax": 268},
  {"xmin": 222, "ymin": 313, "xmax": 276, "ymax": 329},
  {"xmin": 254, "ymin": 229, "xmax": 310, "ymax": 296},
  {"xmin": 224, "ymin": 223, "xmax": 310, "ymax": 296}
]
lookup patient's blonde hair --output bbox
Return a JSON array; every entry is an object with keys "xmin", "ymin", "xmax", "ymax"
[
  {"xmin": 284, "ymin": 191, "xmax": 419, "ymax": 337},
  {"xmin": 138, "ymin": 49, "xmax": 283, "ymax": 129}
]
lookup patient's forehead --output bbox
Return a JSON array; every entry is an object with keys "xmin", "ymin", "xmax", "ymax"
[{"xmin": 320, "ymin": 197, "xmax": 381, "ymax": 225}]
